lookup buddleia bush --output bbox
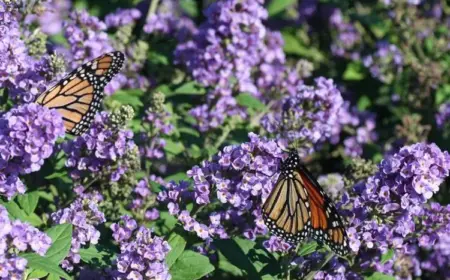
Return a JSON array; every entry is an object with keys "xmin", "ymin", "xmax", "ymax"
[{"xmin": 1, "ymin": 0, "xmax": 450, "ymax": 279}]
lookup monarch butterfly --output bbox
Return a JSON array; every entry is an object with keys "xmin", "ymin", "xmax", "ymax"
[
  {"xmin": 262, "ymin": 150, "xmax": 349, "ymax": 255},
  {"xmin": 35, "ymin": 51, "xmax": 125, "ymax": 136}
]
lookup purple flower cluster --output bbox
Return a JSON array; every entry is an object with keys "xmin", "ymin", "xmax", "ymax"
[
  {"xmin": 110, "ymin": 216, "xmax": 171, "ymax": 280},
  {"xmin": 382, "ymin": 0, "xmax": 423, "ymax": 6},
  {"xmin": 103, "ymin": 8, "xmax": 150, "ymax": 95},
  {"xmin": 363, "ymin": 42, "xmax": 404, "ymax": 83},
  {"xmin": 63, "ymin": 111, "xmax": 135, "ymax": 182},
  {"xmin": 175, "ymin": 0, "xmax": 288, "ymax": 131},
  {"xmin": 130, "ymin": 175, "xmax": 164, "ymax": 221},
  {"xmin": 291, "ymin": 143, "xmax": 450, "ymax": 279},
  {"xmin": 254, "ymin": 30, "xmax": 287, "ymax": 95},
  {"xmin": 0, "ymin": 103, "xmax": 65, "ymax": 199},
  {"xmin": 38, "ymin": 0, "xmax": 71, "ymax": 35},
  {"xmin": 158, "ymin": 133, "xmax": 293, "ymax": 252},
  {"xmin": 415, "ymin": 203, "xmax": 450, "ymax": 276},
  {"xmin": 331, "ymin": 102, "xmax": 378, "ymax": 157},
  {"xmin": 337, "ymin": 143, "xmax": 450, "ymax": 278},
  {"xmin": 263, "ymin": 236, "xmax": 291, "ymax": 253},
  {"xmin": 0, "ymin": 2, "xmax": 49, "ymax": 103},
  {"xmin": 262, "ymin": 77, "xmax": 344, "ymax": 154},
  {"xmin": 176, "ymin": 0, "xmax": 268, "ymax": 92},
  {"xmin": 329, "ymin": 9, "xmax": 363, "ymax": 60},
  {"xmin": 51, "ymin": 196, "xmax": 106, "ymax": 271},
  {"xmin": 367, "ymin": 142, "xmax": 449, "ymax": 204},
  {"xmin": 189, "ymin": 100, "xmax": 246, "ymax": 132},
  {"xmin": 144, "ymin": 0, "xmax": 196, "ymax": 41},
  {"xmin": 0, "ymin": 3, "xmax": 29, "ymax": 85},
  {"xmin": 0, "ymin": 205, "xmax": 52, "ymax": 279},
  {"xmin": 105, "ymin": 8, "xmax": 141, "ymax": 29},
  {"xmin": 141, "ymin": 94, "xmax": 174, "ymax": 159},
  {"xmin": 435, "ymin": 102, "xmax": 450, "ymax": 129},
  {"xmin": 64, "ymin": 10, "xmax": 113, "ymax": 69}
]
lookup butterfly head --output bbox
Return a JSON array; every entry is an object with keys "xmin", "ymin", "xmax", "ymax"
[{"xmin": 281, "ymin": 149, "xmax": 300, "ymax": 174}]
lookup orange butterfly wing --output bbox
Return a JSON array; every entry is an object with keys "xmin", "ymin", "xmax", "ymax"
[
  {"xmin": 262, "ymin": 151, "xmax": 349, "ymax": 255},
  {"xmin": 297, "ymin": 166, "xmax": 349, "ymax": 255},
  {"xmin": 35, "ymin": 51, "xmax": 125, "ymax": 135}
]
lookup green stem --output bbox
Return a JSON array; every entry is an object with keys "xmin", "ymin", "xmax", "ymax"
[
  {"xmin": 84, "ymin": 178, "xmax": 98, "ymax": 190},
  {"xmin": 413, "ymin": 42, "xmax": 426, "ymax": 62},
  {"xmin": 61, "ymin": 178, "xmax": 99, "ymax": 208},
  {"xmin": 147, "ymin": 0, "xmax": 160, "ymax": 20},
  {"xmin": 77, "ymin": 178, "xmax": 99, "ymax": 198},
  {"xmin": 249, "ymin": 100, "xmax": 276, "ymax": 128},
  {"xmin": 1, "ymin": 88, "xmax": 8, "ymax": 107},
  {"xmin": 214, "ymin": 118, "xmax": 238, "ymax": 151}
]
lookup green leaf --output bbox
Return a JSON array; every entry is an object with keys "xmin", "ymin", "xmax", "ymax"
[
  {"xmin": 53, "ymin": 150, "xmax": 67, "ymax": 171},
  {"xmin": 217, "ymin": 251, "xmax": 245, "ymax": 276},
  {"xmin": 135, "ymin": 171, "xmax": 147, "ymax": 180},
  {"xmin": 0, "ymin": 200, "xmax": 42, "ymax": 226},
  {"xmin": 148, "ymin": 51, "xmax": 170, "ymax": 66},
  {"xmin": 364, "ymin": 272, "xmax": 395, "ymax": 280},
  {"xmin": 47, "ymin": 274, "xmax": 62, "ymax": 280},
  {"xmin": 164, "ymin": 139, "xmax": 185, "ymax": 155},
  {"xmin": 180, "ymin": 0, "xmax": 198, "ymax": 17},
  {"xmin": 298, "ymin": 241, "xmax": 318, "ymax": 256},
  {"xmin": 236, "ymin": 93, "xmax": 266, "ymax": 111},
  {"xmin": 435, "ymin": 84, "xmax": 450, "ymax": 105},
  {"xmin": 45, "ymin": 224, "xmax": 73, "ymax": 263},
  {"xmin": 343, "ymin": 62, "xmax": 365, "ymax": 81},
  {"xmin": 166, "ymin": 232, "xmax": 187, "ymax": 268},
  {"xmin": 37, "ymin": 191, "xmax": 54, "ymax": 202},
  {"xmin": 26, "ymin": 269, "xmax": 49, "ymax": 279},
  {"xmin": 21, "ymin": 253, "xmax": 72, "ymax": 280},
  {"xmin": 170, "ymin": 250, "xmax": 215, "ymax": 280},
  {"xmin": 215, "ymin": 238, "xmax": 260, "ymax": 278},
  {"xmin": 358, "ymin": 96, "xmax": 371, "ymax": 111},
  {"xmin": 79, "ymin": 245, "xmax": 117, "ymax": 267},
  {"xmin": 164, "ymin": 172, "xmax": 188, "ymax": 183},
  {"xmin": 115, "ymin": 89, "xmax": 144, "ymax": 97},
  {"xmin": 267, "ymin": 0, "xmax": 296, "ymax": 16},
  {"xmin": 282, "ymin": 32, "xmax": 324, "ymax": 62},
  {"xmin": 424, "ymin": 37, "xmax": 434, "ymax": 54},
  {"xmin": 170, "ymin": 81, "xmax": 206, "ymax": 96},
  {"xmin": 110, "ymin": 89, "xmax": 144, "ymax": 109},
  {"xmin": 24, "ymin": 213, "xmax": 44, "ymax": 227},
  {"xmin": 45, "ymin": 171, "xmax": 68, "ymax": 180},
  {"xmin": 17, "ymin": 192, "xmax": 39, "ymax": 215},
  {"xmin": 49, "ymin": 34, "xmax": 68, "ymax": 46},
  {"xmin": 153, "ymin": 210, "xmax": 178, "ymax": 235},
  {"xmin": 155, "ymin": 84, "xmax": 171, "ymax": 96},
  {"xmin": 380, "ymin": 249, "xmax": 394, "ymax": 264},
  {"xmin": 149, "ymin": 180, "xmax": 163, "ymax": 192},
  {"xmin": 215, "ymin": 238, "xmax": 280, "ymax": 278},
  {"xmin": 178, "ymin": 127, "xmax": 200, "ymax": 137},
  {"xmin": 187, "ymin": 144, "xmax": 202, "ymax": 159},
  {"xmin": 1, "ymin": 200, "xmax": 27, "ymax": 220},
  {"xmin": 207, "ymin": 146, "xmax": 218, "ymax": 157}
]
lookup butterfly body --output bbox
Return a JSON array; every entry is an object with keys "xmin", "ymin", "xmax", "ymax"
[
  {"xmin": 262, "ymin": 150, "xmax": 349, "ymax": 255},
  {"xmin": 36, "ymin": 51, "xmax": 125, "ymax": 135}
]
